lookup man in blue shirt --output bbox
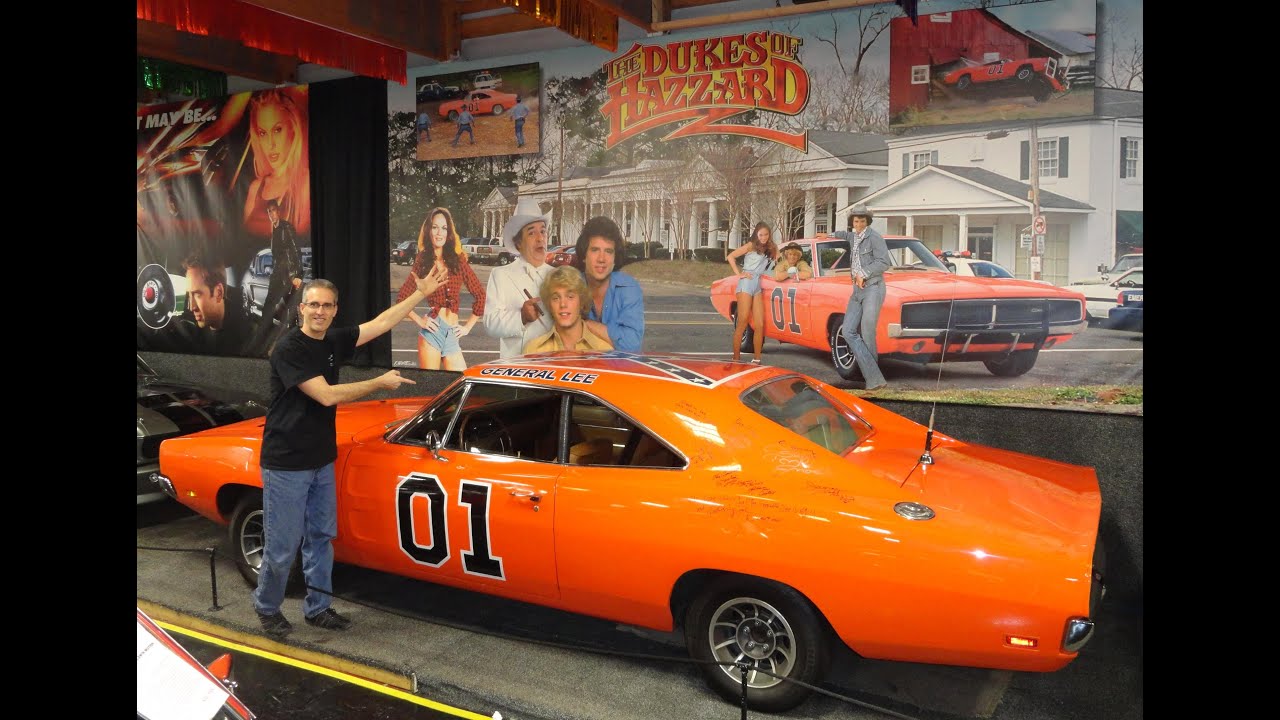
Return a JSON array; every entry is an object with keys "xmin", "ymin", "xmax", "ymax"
[
  {"xmin": 510, "ymin": 95, "xmax": 530, "ymax": 148},
  {"xmin": 451, "ymin": 107, "xmax": 475, "ymax": 147},
  {"xmin": 573, "ymin": 216, "xmax": 644, "ymax": 353},
  {"xmin": 416, "ymin": 111, "xmax": 431, "ymax": 143}
]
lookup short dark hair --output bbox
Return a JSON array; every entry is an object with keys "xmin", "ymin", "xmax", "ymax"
[
  {"xmin": 572, "ymin": 216, "xmax": 627, "ymax": 272},
  {"xmin": 265, "ymin": 198, "xmax": 280, "ymax": 211}
]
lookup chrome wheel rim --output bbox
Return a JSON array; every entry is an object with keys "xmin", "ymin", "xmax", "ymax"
[
  {"xmin": 239, "ymin": 508, "xmax": 266, "ymax": 575},
  {"xmin": 706, "ymin": 596, "xmax": 797, "ymax": 689},
  {"xmin": 831, "ymin": 328, "xmax": 855, "ymax": 370}
]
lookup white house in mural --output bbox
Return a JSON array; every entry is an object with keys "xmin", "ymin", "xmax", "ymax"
[
  {"xmin": 864, "ymin": 88, "xmax": 1142, "ymax": 285},
  {"xmin": 478, "ymin": 89, "xmax": 1141, "ymax": 286}
]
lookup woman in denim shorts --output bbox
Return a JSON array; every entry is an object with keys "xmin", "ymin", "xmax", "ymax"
[
  {"xmin": 394, "ymin": 208, "xmax": 487, "ymax": 370},
  {"xmin": 724, "ymin": 222, "xmax": 778, "ymax": 363}
]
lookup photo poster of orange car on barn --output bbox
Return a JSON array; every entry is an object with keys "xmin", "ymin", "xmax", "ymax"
[
  {"xmin": 413, "ymin": 61, "xmax": 542, "ymax": 161},
  {"xmin": 888, "ymin": 0, "xmax": 1096, "ymax": 127},
  {"xmin": 137, "ymin": 86, "xmax": 313, "ymax": 359}
]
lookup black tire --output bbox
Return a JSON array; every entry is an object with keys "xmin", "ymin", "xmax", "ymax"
[
  {"xmin": 828, "ymin": 319, "xmax": 863, "ymax": 381},
  {"xmin": 955, "ymin": 75, "xmax": 972, "ymax": 90},
  {"xmin": 228, "ymin": 491, "xmax": 304, "ymax": 595},
  {"xmin": 983, "ymin": 348, "xmax": 1039, "ymax": 377},
  {"xmin": 491, "ymin": 104, "xmax": 505, "ymax": 116},
  {"xmin": 1016, "ymin": 65, "xmax": 1033, "ymax": 81},
  {"xmin": 447, "ymin": 110, "xmax": 458, "ymax": 121},
  {"xmin": 685, "ymin": 576, "xmax": 829, "ymax": 713},
  {"xmin": 730, "ymin": 305, "xmax": 754, "ymax": 355},
  {"xmin": 498, "ymin": 253, "xmax": 514, "ymax": 266},
  {"xmin": 1032, "ymin": 80, "xmax": 1053, "ymax": 102}
]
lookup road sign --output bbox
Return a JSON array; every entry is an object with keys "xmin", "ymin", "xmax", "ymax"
[
  {"xmin": 1035, "ymin": 234, "xmax": 1046, "ymax": 254},
  {"xmin": 1020, "ymin": 232, "xmax": 1032, "ymax": 248},
  {"xmin": 1030, "ymin": 255, "xmax": 1042, "ymax": 274},
  {"xmin": 1032, "ymin": 215, "xmax": 1047, "ymax": 235}
]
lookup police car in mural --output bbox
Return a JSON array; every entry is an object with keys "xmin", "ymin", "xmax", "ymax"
[{"xmin": 155, "ymin": 352, "xmax": 1104, "ymax": 713}]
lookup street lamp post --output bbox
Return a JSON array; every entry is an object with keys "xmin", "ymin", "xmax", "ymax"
[{"xmin": 1029, "ymin": 122, "xmax": 1042, "ymax": 281}]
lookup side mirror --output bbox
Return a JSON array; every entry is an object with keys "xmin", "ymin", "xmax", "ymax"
[
  {"xmin": 1097, "ymin": 263, "xmax": 1107, "ymax": 273},
  {"xmin": 424, "ymin": 430, "xmax": 446, "ymax": 462}
]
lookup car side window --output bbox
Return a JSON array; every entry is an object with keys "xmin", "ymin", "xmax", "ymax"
[
  {"xmin": 817, "ymin": 241, "xmax": 848, "ymax": 272},
  {"xmin": 394, "ymin": 382, "xmax": 466, "ymax": 447},
  {"xmin": 567, "ymin": 394, "xmax": 684, "ymax": 469},
  {"xmin": 447, "ymin": 382, "xmax": 562, "ymax": 462}
]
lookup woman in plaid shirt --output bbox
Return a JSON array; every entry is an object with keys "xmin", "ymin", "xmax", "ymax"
[{"xmin": 395, "ymin": 208, "xmax": 486, "ymax": 370}]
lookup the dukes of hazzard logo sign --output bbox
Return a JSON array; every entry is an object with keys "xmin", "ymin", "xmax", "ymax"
[{"xmin": 601, "ymin": 31, "xmax": 810, "ymax": 151}]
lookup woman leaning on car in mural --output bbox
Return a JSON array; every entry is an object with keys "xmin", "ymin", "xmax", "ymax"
[
  {"xmin": 395, "ymin": 208, "xmax": 486, "ymax": 371},
  {"xmin": 725, "ymin": 221, "xmax": 778, "ymax": 364}
]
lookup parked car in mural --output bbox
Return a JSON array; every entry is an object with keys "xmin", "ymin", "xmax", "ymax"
[
  {"xmin": 416, "ymin": 80, "xmax": 462, "ymax": 103},
  {"xmin": 935, "ymin": 250, "xmax": 1019, "ymax": 279},
  {"xmin": 1104, "ymin": 287, "xmax": 1143, "ymax": 333},
  {"xmin": 462, "ymin": 237, "xmax": 513, "ymax": 265},
  {"xmin": 391, "ymin": 240, "xmax": 417, "ymax": 266},
  {"xmin": 439, "ymin": 90, "xmax": 520, "ymax": 120},
  {"xmin": 941, "ymin": 56, "xmax": 1070, "ymax": 100},
  {"xmin": 241, "ymin": 246, "xmax": 315, "ymax": 318},
  {"xmin": 710, "ymin": 236, "xmax": 1088, "ymax": 379},
  {"xmin": 471, "ymin": 71, "xmax": 503, "ymax": 90},
  {"xmin": 1070, "ymin": 268, "xmax": 1143, "ymax": 323},
  {"xmin": 155, "ymin": 354, "xmax": 1104, "ymax": 713},
  {"xmin": 137, "ymin": 354, "xmax": 266, "ymax": 505}
]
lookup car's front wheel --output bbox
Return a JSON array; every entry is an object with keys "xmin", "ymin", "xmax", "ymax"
[
  {"xmin": 828, "ymin": 319, "xmax": 863, "ymax": 381},
  {"xmin": 228, "ymin": 491, "xmax": 303, "ymax": 594},
  {"xmin": 447, "ymin": 110, "xmax": 459, "ymax": 121},
  {"xmin": 984, "ymin": 348, "xmax": 1040, "ymax": 377},
  {"xmin": 685, "ymin": 576, "xmax": 830, "ymax": 713},
  {"xmin": 955, "ymin": 75, "xmax": 972, "ymax": 90},
  {"xmin": 1016, "ymin": 65, "xmax": 1033, "ymax": 81}
]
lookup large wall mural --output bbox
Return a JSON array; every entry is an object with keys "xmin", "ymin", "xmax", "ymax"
[{"xmin": 383, "ymin": 0, "xmax": 1141, "ymax": 399}]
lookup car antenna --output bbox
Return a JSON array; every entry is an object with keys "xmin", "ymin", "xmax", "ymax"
[{"xmin": 918, "ymin": 257, "xmax": 961, "ymax": 467}]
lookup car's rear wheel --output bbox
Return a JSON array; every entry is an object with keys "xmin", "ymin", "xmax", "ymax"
[
  {"xmin": 491, "ymin": 104, "xmax": 505, "ymax": 115},
  {"xmin": 828, "ymin": 319, "xmax": 863, "ymax": 381},
  {"xmin": 955, "ymin": 75, "xmax": 972, "ymax": 90},
  {"xmin": 730, "ymin": 305, "xmax": 754, "ymax": 355},
  {"xmin": 229, "ymin": 491, "xmax": 303, "ymax": 595},
  {"xmin": 498, "ymin": 253, "xmax": 514, "ymax": 265},
  {"xmin": 685, "ymin": 576, "xmax": 829, "ymax": 713},
  {"xmin": 983, "ymin": 348, "xmax": 1039, "ymax": 377}
]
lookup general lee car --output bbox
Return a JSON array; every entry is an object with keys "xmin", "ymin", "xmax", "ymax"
[
  {"xmin": 710, "ymin": 237, "xmax": 1088, "ymax": 380},
  {"xmin": 156, "ymin": 354, "xmax": 1104, "ymax": 713},
  {"xmin": 941, "ymin": 56, "xmax": 1069, "ymax": 100},
  {"xmin": 439, "ymin": 90, "xmax": 519, "ymax": 121}
]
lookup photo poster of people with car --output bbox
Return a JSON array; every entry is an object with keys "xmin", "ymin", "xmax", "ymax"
[
  {"xmin": 384, "ymin": 0, "xmax": 1142, "ymax": 398},
  {"xmin": 888, "ymin": 1, "xmax": 1095, "ymax": 127},
  {"xmin": 137, "ymin": 85, "xmax": 313, "ymax": 359},
  {"xmin": 413, "ymin": 61, "xmax": 542, "ymax": 162}
]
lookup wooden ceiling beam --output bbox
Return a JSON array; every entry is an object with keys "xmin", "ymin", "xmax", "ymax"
[
  {"xmin": 137, "ymin": 19, "xmax": 299, "ymax": 85},
  {"xmin": 585, "ymin": 0, "xmax": 652, "ymax": 30},
  {"xmin": 461, "ymin": 11, "xmax": 550, "ymax": 39},
  {"xmin": 237, "ymin": 0, "xmax": 455, "ymax": 60}
]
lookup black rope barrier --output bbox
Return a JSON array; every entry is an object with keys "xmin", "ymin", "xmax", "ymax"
[{"xmin": 138, "ymin": 542, "xmax": 925, "ymax": 720}]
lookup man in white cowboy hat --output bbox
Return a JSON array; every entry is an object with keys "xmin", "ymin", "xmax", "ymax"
[{"xmin": 484, "ymin": 196, "xmax": 554, "ymax": 358}]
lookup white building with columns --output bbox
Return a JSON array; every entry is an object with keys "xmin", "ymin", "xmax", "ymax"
[{"xmin": 479, "ymin": 130, "xmax": 891, "ymax": 254}]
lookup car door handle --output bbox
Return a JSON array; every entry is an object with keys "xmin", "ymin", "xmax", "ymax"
[{"xmin": 509, "ymin": 489, "xmax": 541, "ymax": 502}]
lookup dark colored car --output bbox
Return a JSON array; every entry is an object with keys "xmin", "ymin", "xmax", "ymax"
[
  {"xmin": 416, "ymin": 80, "xmax": 462, "ymax": 103},
  {"xmin": 137, "ymin": 355, "xmax": 267, "ymax": 505},
  {"xmin": 241, "ymin": 246, "xmax": 315, "ymax": 318},
  {"xmin": 1105, "ymin": 288, "xmax": 1143, "ymax": 332},
  {"xmin": 548, "ymin": 245, "xmax": 577, "ymax": 267},
  {"xmin": 391, "ymin": 240, "xmax": 417, "ymax": 266}
]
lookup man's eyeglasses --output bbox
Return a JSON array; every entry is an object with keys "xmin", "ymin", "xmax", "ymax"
[{"xmin": 304, "ymin": 302, "xmax": 337, "ymax": 310}]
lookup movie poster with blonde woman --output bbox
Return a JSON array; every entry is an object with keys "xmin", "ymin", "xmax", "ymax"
[{"xmin": 137, "ymin": 85, "xmax": 312, "ymax": 358}]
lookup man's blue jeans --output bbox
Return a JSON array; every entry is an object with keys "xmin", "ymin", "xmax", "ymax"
[
  {"xmin": 253, "ymin": 464, "xmax": 337, "ymax": 619},
  {"xmin": 452, "ymin": 124, "xmax": 474, "ymax": 145},
  {"xmin": 514, "ymin": 118, "xmax": 526, "ymax": 147},
  {"xmin": 840, "ymin": 280, "xmax": 887, "ymax": 387}
]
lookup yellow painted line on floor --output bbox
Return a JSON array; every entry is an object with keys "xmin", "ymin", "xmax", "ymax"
[{"xmin": 140, "ymin": 601, "xmax": 493, "ymax": 720}]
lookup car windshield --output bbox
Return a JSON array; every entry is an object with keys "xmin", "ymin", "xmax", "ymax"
[
  {"xmin": 816, "ymin": 238, "xmax": 949, "ymax": 273},
  {"xmin": 1111, "ymin": 255, "xmax": 1143, "ymax": 274},
  {"xmin": 741, "ymin": 377, "xmax": 872, "ymax": 456},
  {"xmin": 138, "ymin": 355, "xmax": 158, "ymax": 380}
]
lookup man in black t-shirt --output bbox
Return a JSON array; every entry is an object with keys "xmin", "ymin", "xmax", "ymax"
[{"xmin": 253, "ymin": 267, "xmax": 446, "ymax": 637}]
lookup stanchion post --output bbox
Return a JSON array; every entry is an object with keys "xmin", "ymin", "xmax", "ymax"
[
  {"xmin": 737, "ymin": 660, "xmax": 750, "ymax": 720},
  {"xmin": 207, "ymin": 547, "xmax": 222, "ymax": 611}
]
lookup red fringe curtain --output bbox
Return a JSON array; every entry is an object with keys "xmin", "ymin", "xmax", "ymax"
[{"xmin": 137, "ymin": 0, "xmax": 407, "ymax": 84}]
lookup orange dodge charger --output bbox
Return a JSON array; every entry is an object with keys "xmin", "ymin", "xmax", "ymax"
[
  {"xmin": 155, "ymin": 353, "xmax": 1104, "ymax": 713},
  {"xmin": 711, "ymin": 236, "xmax": 1088, "ymax": 381}
]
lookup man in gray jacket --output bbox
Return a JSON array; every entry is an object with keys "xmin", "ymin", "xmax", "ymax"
[{"xmin": 829, "ymin": 204, "xmax": 889, "ymax": 389}]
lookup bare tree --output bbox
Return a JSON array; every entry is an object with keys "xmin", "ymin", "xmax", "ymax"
[
  {"xmin": 749, "ymin": 148, "xmax": 818, "ymax": 242},
  {"xmin": 1097, "ymin": 12, "xmax": 1144, "ymax": 91}
]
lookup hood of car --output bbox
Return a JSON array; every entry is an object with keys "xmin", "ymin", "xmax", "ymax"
[{"xmin": 884, "ymin": 271, "xmax": 1086, "ymax": 301}]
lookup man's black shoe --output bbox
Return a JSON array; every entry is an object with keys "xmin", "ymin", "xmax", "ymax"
[
  {"xmin": 305, "ymin": 608, "xmax": 352, "ymax": 631},
  {"xmin": 257, "ymin": 611, "xmax": 293, "ymax": 638}
]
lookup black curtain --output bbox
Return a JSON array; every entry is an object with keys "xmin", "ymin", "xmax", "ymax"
[{"xmin": 309, "ymin": 76, "xmax": 391, "ymax": 367}]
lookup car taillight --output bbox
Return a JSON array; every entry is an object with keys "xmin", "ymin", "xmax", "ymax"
[{"xmin": 1116, "ymin": 291, "xmax": 1126, "ymax": 306}]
